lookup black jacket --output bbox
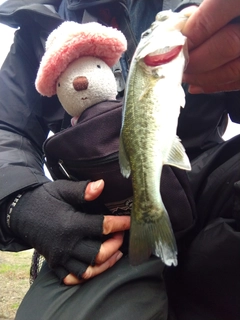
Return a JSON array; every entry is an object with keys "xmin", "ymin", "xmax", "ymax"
[
  {"xmin": 1, "ymin": 2, "xmax": 240, "ymax": 320},
  {"xmin": 0, "ymin": 0, "xmax": 240, "ymax": 249}
]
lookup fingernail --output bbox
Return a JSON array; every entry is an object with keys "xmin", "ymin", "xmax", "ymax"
[
  {"xmin": 116, "ymin": 251, "xmax": 123, "ymax": 262},
  {"xmin": 188, "ymin": 85, "xmax": 204, "ymax": 94},
  {"xmin": 91, "ymin": 179, "xmax": 103, "ymax": 191}
]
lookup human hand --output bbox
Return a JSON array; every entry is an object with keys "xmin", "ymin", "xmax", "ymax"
[
  {"xmin": 63, "ymin": 219, "xmax": 129, "ymax": 285},
  {"xmin": 63, "ymin": 180, "xmax": 130, "ymax": 285},
  {"xmin": 9, "ymin": 179, "xmax": 130, "ymax": 284},
  {"xmin": 181, "ymin": 0, "xmax": 240, "ymax": 93}
]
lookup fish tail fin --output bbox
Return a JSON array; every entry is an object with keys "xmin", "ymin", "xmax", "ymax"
[
  {"xmin": 129, "ymin": 207, "xmax": 178, "ymax": 267},
  {"xmin": 119, "ymin": 133, "xmax": 131, "ymax": 178}
]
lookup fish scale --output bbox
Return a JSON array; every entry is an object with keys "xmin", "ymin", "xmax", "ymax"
[{"xmin": 119, "ymin": 10, "xmax": 193, "ymax": 267}]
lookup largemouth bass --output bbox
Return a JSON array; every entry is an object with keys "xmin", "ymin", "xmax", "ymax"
[{"xmin": 119, "ymin": 10, "xmax": 192, "ymax": 267}]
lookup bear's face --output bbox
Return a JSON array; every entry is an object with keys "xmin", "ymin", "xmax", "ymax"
[{"xmin": 56, "ymin": 56, "xmax": 117, "ymax": 118}]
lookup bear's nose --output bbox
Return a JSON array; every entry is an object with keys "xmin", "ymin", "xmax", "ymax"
[{"xmin": 73, "ymin": 76, "xmax": 89, "ymax": 91}]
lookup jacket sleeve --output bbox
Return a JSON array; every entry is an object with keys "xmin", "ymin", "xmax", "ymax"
[{"xmin": 0, "ymin": 2, "xmax": 64, "ymax": 249}]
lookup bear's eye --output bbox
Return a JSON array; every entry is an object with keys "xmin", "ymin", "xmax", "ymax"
[
  {"xmin": 97, "ymin": 65, "xmax": 101, "ymax": 69},
  {"xmin": 58, "ymin": 83, "xmax": 61, "ymax": 87}
]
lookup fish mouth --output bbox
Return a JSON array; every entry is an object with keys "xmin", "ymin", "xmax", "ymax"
[{"xmin": 143, "ymin": 45, "xmax": 183, "ymax": 66}]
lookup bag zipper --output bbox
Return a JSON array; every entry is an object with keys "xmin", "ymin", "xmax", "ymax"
[
  {"xmin": 56, "ymin": 152, "xmax": 119, "ymax": 181},
  {"xmin": 59, "ymin": 152, "xmax": 119, "ymax": 168}
]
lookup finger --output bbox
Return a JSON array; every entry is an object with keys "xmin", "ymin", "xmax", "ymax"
[
  {"xmin": 72, "ymin": 239, "xmax": 101, "ymax": 265},
  {"xmin": 64, "ymin": 258, "xmax": 88, "ymax": 279},
  {"xmin": 63, "ymin": 273, "xmax": 83, "ymax": 286},
  {"xmin": 103, "ymin": 215, "xmax": 130, "ymax": 235},
  {"xmin": 185, "ymin": 23, "xmax": 240, "ymax": 74},
  {"xmin": 84, "ymin": 179, "xmax": 104, "ymax": 201},
  {"xmin": 54, "ymin": 266, "xmax": 69, "ymax": 282},
  {"xmin": 81, "ymin": 250, "xmax": 123, "ymax": 280},
  {"xmin": 63, "ymin": 236, "xmax": 124, "ymax": 285},
  {"xmin": 183, "ymin": 57, "xmax": 240, "ymax": 87},
  {"xmin": 52, "ymin": 180, "xmax": 90, "ymax": 205},
  {"xmin": 182, "ymin": 0, "xmax": 240, "ymax": 50},
  {"xmin": 95, "ymin": 232, "xmax": 124, "ymax": 264}
]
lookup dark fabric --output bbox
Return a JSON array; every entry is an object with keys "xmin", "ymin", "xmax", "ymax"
[
  {"xmin": 0, "ymin": 0, "xmax": 239, "ymax": 248},
  {"xmin": 165, "ymin": 136, "xmax": 240, "ymax": 320},
  {"xmin": 177, "ymin": 88, "xmax": 230, "ymax": 161},
  {"xmin": 166, "ymin": 218, "xmax": 240, "ymax": 320},
  {"xmin": 0, "ymin": 2, "xmax": 64, "ymax": 248},
  {"xmin": 10, "ymin": 180, "xmax": 104, "ymax": 280},
  {"xmin": 44, "ymin": 100, "xmax": 196, "ymax": 237},
  {"xmin": 16, "ymin": 256, "xmax": 168, "ymax": 320},
  {"xmin": 126, "ymin": 0, "xmax": 164, "ymax": 42},
  {"xmin": 0, "ymin": 130, "xmax": 50, "ymax": 200},
  {"xmin": 0, "ymin": 130, "xmax": 50, "ymax": 250},
  {"xmin": 0, "ymin": 0, "xmax": 239, "ymax": 319},
  {"xmin": 188, "ymin": 134, "xmax": 240, "ymax": 232},
  {"xmin": 126, "ymin": 0, "xmax": 203, "ymax": 43},
  {"xmin": 126, "ymin": 2, "xmax": 240, "ymax": 161},
  {"xmin": 0, "ymin": 0, "xmax": 62, "ymax": 28},
  {"xmin": 174, "ymin": 0, "xmax": 202, "ymax": 12}
]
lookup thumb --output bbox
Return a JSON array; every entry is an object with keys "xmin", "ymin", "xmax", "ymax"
[
  {"xmin": 181, "ymin": 0, "xmax": 239, "ymax": 51},
  {"xmin": 44, "ymin": 179, "xmax": 103, "ymax": 206},
  {"xmin": 84, "ymin": 179, "xmax": 105, "ymax": 201}
]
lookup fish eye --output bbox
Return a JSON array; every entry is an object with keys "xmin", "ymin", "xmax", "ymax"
[
  {"xmin": 97, "ymin": 65, "xmax": 101, "ymax": 68},
  {"xmin": 142, "ymin": 30, "xmax": 150, "ymax": 38}
]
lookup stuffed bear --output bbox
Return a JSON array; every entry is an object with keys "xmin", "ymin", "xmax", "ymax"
[
  {"xmin": 35, "ymin": 21, "xmax": 133, "ymax": 208},
  {"xmin": 35, "ymin": 21, "xmax": 127, "ymax": 125}
]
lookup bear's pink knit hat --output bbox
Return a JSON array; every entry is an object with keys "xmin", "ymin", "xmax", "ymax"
[{"xmin": 35, "ymin": 21, "xmax": 127, "ymax": 97}]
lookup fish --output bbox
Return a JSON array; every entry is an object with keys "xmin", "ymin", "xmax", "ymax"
[{"xmin": 119, "ymin": 10, "xmax": 192, "ymax": 267}]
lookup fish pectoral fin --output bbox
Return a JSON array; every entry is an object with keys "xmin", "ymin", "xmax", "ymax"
[
  {"xmin": 129, "ymin": 208, "xmax": 178, "ymax": 267},
  {"xmin": 164, "ymin": 136, "xmax": 191, "ymax": 171},
  {"xmin": 119, "ymin": 133, "xmax": 131, "ymax": 178}
]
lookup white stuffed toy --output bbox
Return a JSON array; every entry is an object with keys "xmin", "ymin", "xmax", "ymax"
[{"xmin": 35, "ymin": 21, "xmax": 127, "ymax": 125}]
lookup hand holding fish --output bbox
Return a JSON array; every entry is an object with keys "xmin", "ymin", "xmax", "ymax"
[
  {"xmin": 63, "ymin": 180, "xmax": 130, "ymax": 286},
  {"xmin": 182, "ymin": 0, "xmax": 240, "ymax": 93}
]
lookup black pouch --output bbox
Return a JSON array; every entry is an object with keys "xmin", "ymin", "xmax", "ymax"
[{"xmin": 43, "ymin": 100, "xmax": 196, "ymax": 237}]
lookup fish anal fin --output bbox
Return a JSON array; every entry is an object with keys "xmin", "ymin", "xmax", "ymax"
[
  {"xmin": 119, "ymin": 133, "xmax": 131, "ymax": 178},
  {"xmin": 164, "ymin": 136, "xmax": 191, "ymax": 171},
  {"xmin": 129, "ymin": 210, "xmax": 178, "ymax": 267}
]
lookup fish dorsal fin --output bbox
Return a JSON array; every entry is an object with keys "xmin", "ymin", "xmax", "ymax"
[{"xmin": 163, "ymin": 136, "xmax": 191, "ymax": 170}]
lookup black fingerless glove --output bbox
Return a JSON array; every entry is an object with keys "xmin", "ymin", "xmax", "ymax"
[{"xmin": 9, "ymin": 180, "xmax": 104, "ymax": 280}]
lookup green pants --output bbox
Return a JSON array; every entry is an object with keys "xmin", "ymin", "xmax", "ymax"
[{"xmin": 16, "ymin": 256, "xmax": 168, "ymax": 320}]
